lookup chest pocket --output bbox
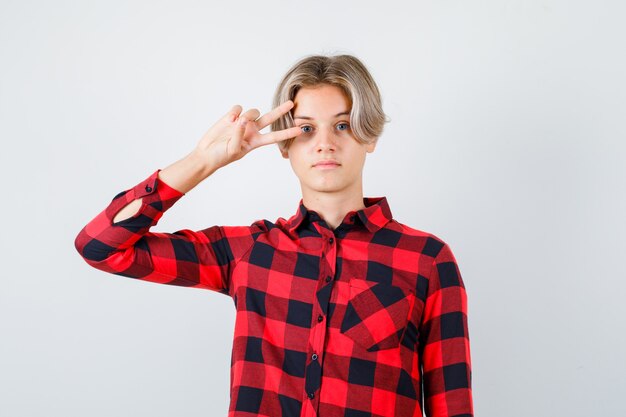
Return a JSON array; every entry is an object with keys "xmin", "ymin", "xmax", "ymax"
[{"xmin": 340, "ymin": 278, "xmax": 415, "ymax": 352}]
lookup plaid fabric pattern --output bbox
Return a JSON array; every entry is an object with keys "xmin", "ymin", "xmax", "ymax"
[{"xmin": 75, "ymin": 169, "xmax": 474, "ymax": 417}]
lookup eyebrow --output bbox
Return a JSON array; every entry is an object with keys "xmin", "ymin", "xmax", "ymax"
[{"xmin": 292, "ymin": 111, "xmax": 350, "ymax": 120}]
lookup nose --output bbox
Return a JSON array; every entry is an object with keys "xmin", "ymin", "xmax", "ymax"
[{"xmin": 315, "ymin": 126, "xmax": 337, "ymax": 152}]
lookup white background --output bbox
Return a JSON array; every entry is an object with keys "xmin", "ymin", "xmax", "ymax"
[{"xmin": 1, "ymin": 0, "xmax": 624, "ymax": 416}]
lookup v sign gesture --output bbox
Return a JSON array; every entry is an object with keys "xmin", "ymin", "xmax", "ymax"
[
  {"xmin": 112, "ymin": 100, "xmax": 302, "ymax": 223},
  {"xmin": 196, "ymin": 100, "xmax": 303, "ymax": 171}
]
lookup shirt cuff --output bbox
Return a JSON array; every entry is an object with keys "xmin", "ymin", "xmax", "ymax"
[
  {"xmin": 107, "ymin": 169, "xmax": 184, "ymax": 227},
  {"xmin": 131, "ymin": 169, "xmax": 185, "ymax": 201}
]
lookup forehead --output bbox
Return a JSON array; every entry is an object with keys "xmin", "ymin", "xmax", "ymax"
[{"xmin": 292, "ymin": 84, "xmax": 351, "ymax": 119}]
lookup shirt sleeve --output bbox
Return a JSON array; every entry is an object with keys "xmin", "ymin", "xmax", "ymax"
[
  {"xmin": 419, "ymin": 241, "xmax": 474, "ymax": 417},
  {"xmin": 74, "ymin": 169, "xmax": 263, "ymax": 297}
]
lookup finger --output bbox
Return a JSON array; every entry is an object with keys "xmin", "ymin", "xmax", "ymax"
[
  {"xmin": 231, "ymin": 113, "xmax": 249, "ymax": 149},
  {"xmin": 223, "ymin": 104, "xmax": 243, "ymax": 123},
  {"xmin": 257, "ymin": 125, "xmax": 303, "ymax": 147},
  {"xmin": 255, "ymin": 100, "xmax": 294, "ymax": 130},
  {"xmin": 236, "ymin": 108, "xmax": 261, "ymax": 125}
]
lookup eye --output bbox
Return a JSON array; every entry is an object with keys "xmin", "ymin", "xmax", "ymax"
[
  {"xmin": 337, "ymin": 122, "xmax": 350, "ymax": 131},
  {"xmin": 300, "ymin": 125, "xmax": 313, "ymax": 133}
]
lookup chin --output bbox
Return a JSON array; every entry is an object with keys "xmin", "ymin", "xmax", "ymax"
[{"xmin": 310, "ymin": 181, "xmax": 347, "ymax": 193}]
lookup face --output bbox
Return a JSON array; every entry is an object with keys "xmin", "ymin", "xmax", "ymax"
[{"xmin": 282, "ymin": 84, "xmax": 376, "ymax": 198}]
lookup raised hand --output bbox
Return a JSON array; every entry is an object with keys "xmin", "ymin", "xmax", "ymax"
[{"xmin": 195, "ymin": 100, "xmax": 302, "ymax": 170}]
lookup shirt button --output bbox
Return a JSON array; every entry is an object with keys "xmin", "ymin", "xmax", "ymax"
[
  {"xmin": 308, "ymin": 392, "xmax": 315, "ymax": 399},
  {"xmin": 317, "ymin": 314, "xmax": 324, "ymax": 322},
  {"xmin": 145, "ymin": 185, "xmax": 152, "ymax": 193},
  {"xmin": 311, "ymin": 353, "xmax": 318, "ymax": 361},
  {"xmin": 329, "ymin": 237, "xmax": 334, "ymax": 244},
  {"xmin": 325, "ymin": 276, "xmax": 332, "ymax": 282}
]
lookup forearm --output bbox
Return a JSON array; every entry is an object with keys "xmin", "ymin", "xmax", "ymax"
[
  {"xmin": 74, "ymin": 168, "xmax": 184, "ymax": 269},
  {"xmin": 158, "ymin": 149, "xmax": 219, "ymax": 195},
  {"xmin": 113, "ymin": 150, "xmax": 218, "ymax": 223},
  {"xmin": 74, "ymin": 164, "xmax": 263, "ymax": 293}
]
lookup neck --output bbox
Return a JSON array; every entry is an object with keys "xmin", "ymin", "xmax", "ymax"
[{"xmin": 301, "ymin": 186, "xmax": 366, "ymax": 230}]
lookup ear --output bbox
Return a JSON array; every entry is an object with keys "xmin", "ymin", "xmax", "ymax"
[
  {"xmin": 280, "ymin": 146, "xmax": 289, "ymax": 159},
  {"xmin": 365, "ymin": 140, "xmax": 377, "ymax": 153}
]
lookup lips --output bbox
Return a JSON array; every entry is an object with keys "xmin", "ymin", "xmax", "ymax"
[{"xmin": 313, "ymin": 160, "xmax": 341, "ymax": 167}]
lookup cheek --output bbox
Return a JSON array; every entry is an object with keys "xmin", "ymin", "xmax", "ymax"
[
  {"xmin": 288, "ymin": 153, "xmax": 307, "ymax": 173},
  {"xmin": 348, "ymin": 154, "xmax": 367, "ymax": 172}
]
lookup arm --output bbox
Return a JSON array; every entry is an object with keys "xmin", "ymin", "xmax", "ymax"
[
  {"xmin": 112, "ymin": 99, "xmax": 303, "ymax": 223},
  {"xmin": 73, "ymin": 168, "xmax": 263, "ymax": 294},
  {"xmin": 419, "ymin": 242, "xmax": 474, "ymax": 417},
  {"xmin": 74, "ymin": 101, "xmax": 303, "ymax": 294},
  {"xmin": 111, "ymin": 150, "xmax": 214, "ymax": 224}
]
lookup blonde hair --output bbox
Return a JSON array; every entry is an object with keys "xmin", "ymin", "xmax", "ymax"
[{"xmin": 271, "ymin": 54, "xmax": 389, "ymax": 154}]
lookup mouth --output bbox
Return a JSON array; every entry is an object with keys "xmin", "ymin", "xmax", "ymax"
[
  {"xmin": 313, "ymin": 159, "xmax": 341, "ymax": 168},
  {"xmin": 313, "ymin": 162, "xmax": 341, "ymax": 169}
]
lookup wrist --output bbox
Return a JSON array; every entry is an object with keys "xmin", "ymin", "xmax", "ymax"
[
  {"xmin": 157, "ymin": 150, "xmax": 219, "ymax": 194},
  {"xmin": 188, "ymin": 149, "xmax": 219, "ymax": 179}
]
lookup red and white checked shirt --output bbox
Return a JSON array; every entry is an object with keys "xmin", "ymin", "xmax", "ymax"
[{"xmin": 74, "ymin": 169, "xmax": 474, "ymax": 417}]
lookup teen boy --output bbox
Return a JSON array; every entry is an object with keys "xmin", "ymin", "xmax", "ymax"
[{"xmin": 75, "ymin": 54, "xmax": 474, "ymax": 417}]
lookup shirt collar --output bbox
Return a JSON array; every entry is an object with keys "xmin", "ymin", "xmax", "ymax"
[{"xmin": 286, "ymin": 196, "xmax": 393, "ymax": 235}]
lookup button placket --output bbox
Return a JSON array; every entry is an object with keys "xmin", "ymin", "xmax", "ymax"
[{"xmin": 302, "ymin": 231, "xmax": 336, "ymax": 408}]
